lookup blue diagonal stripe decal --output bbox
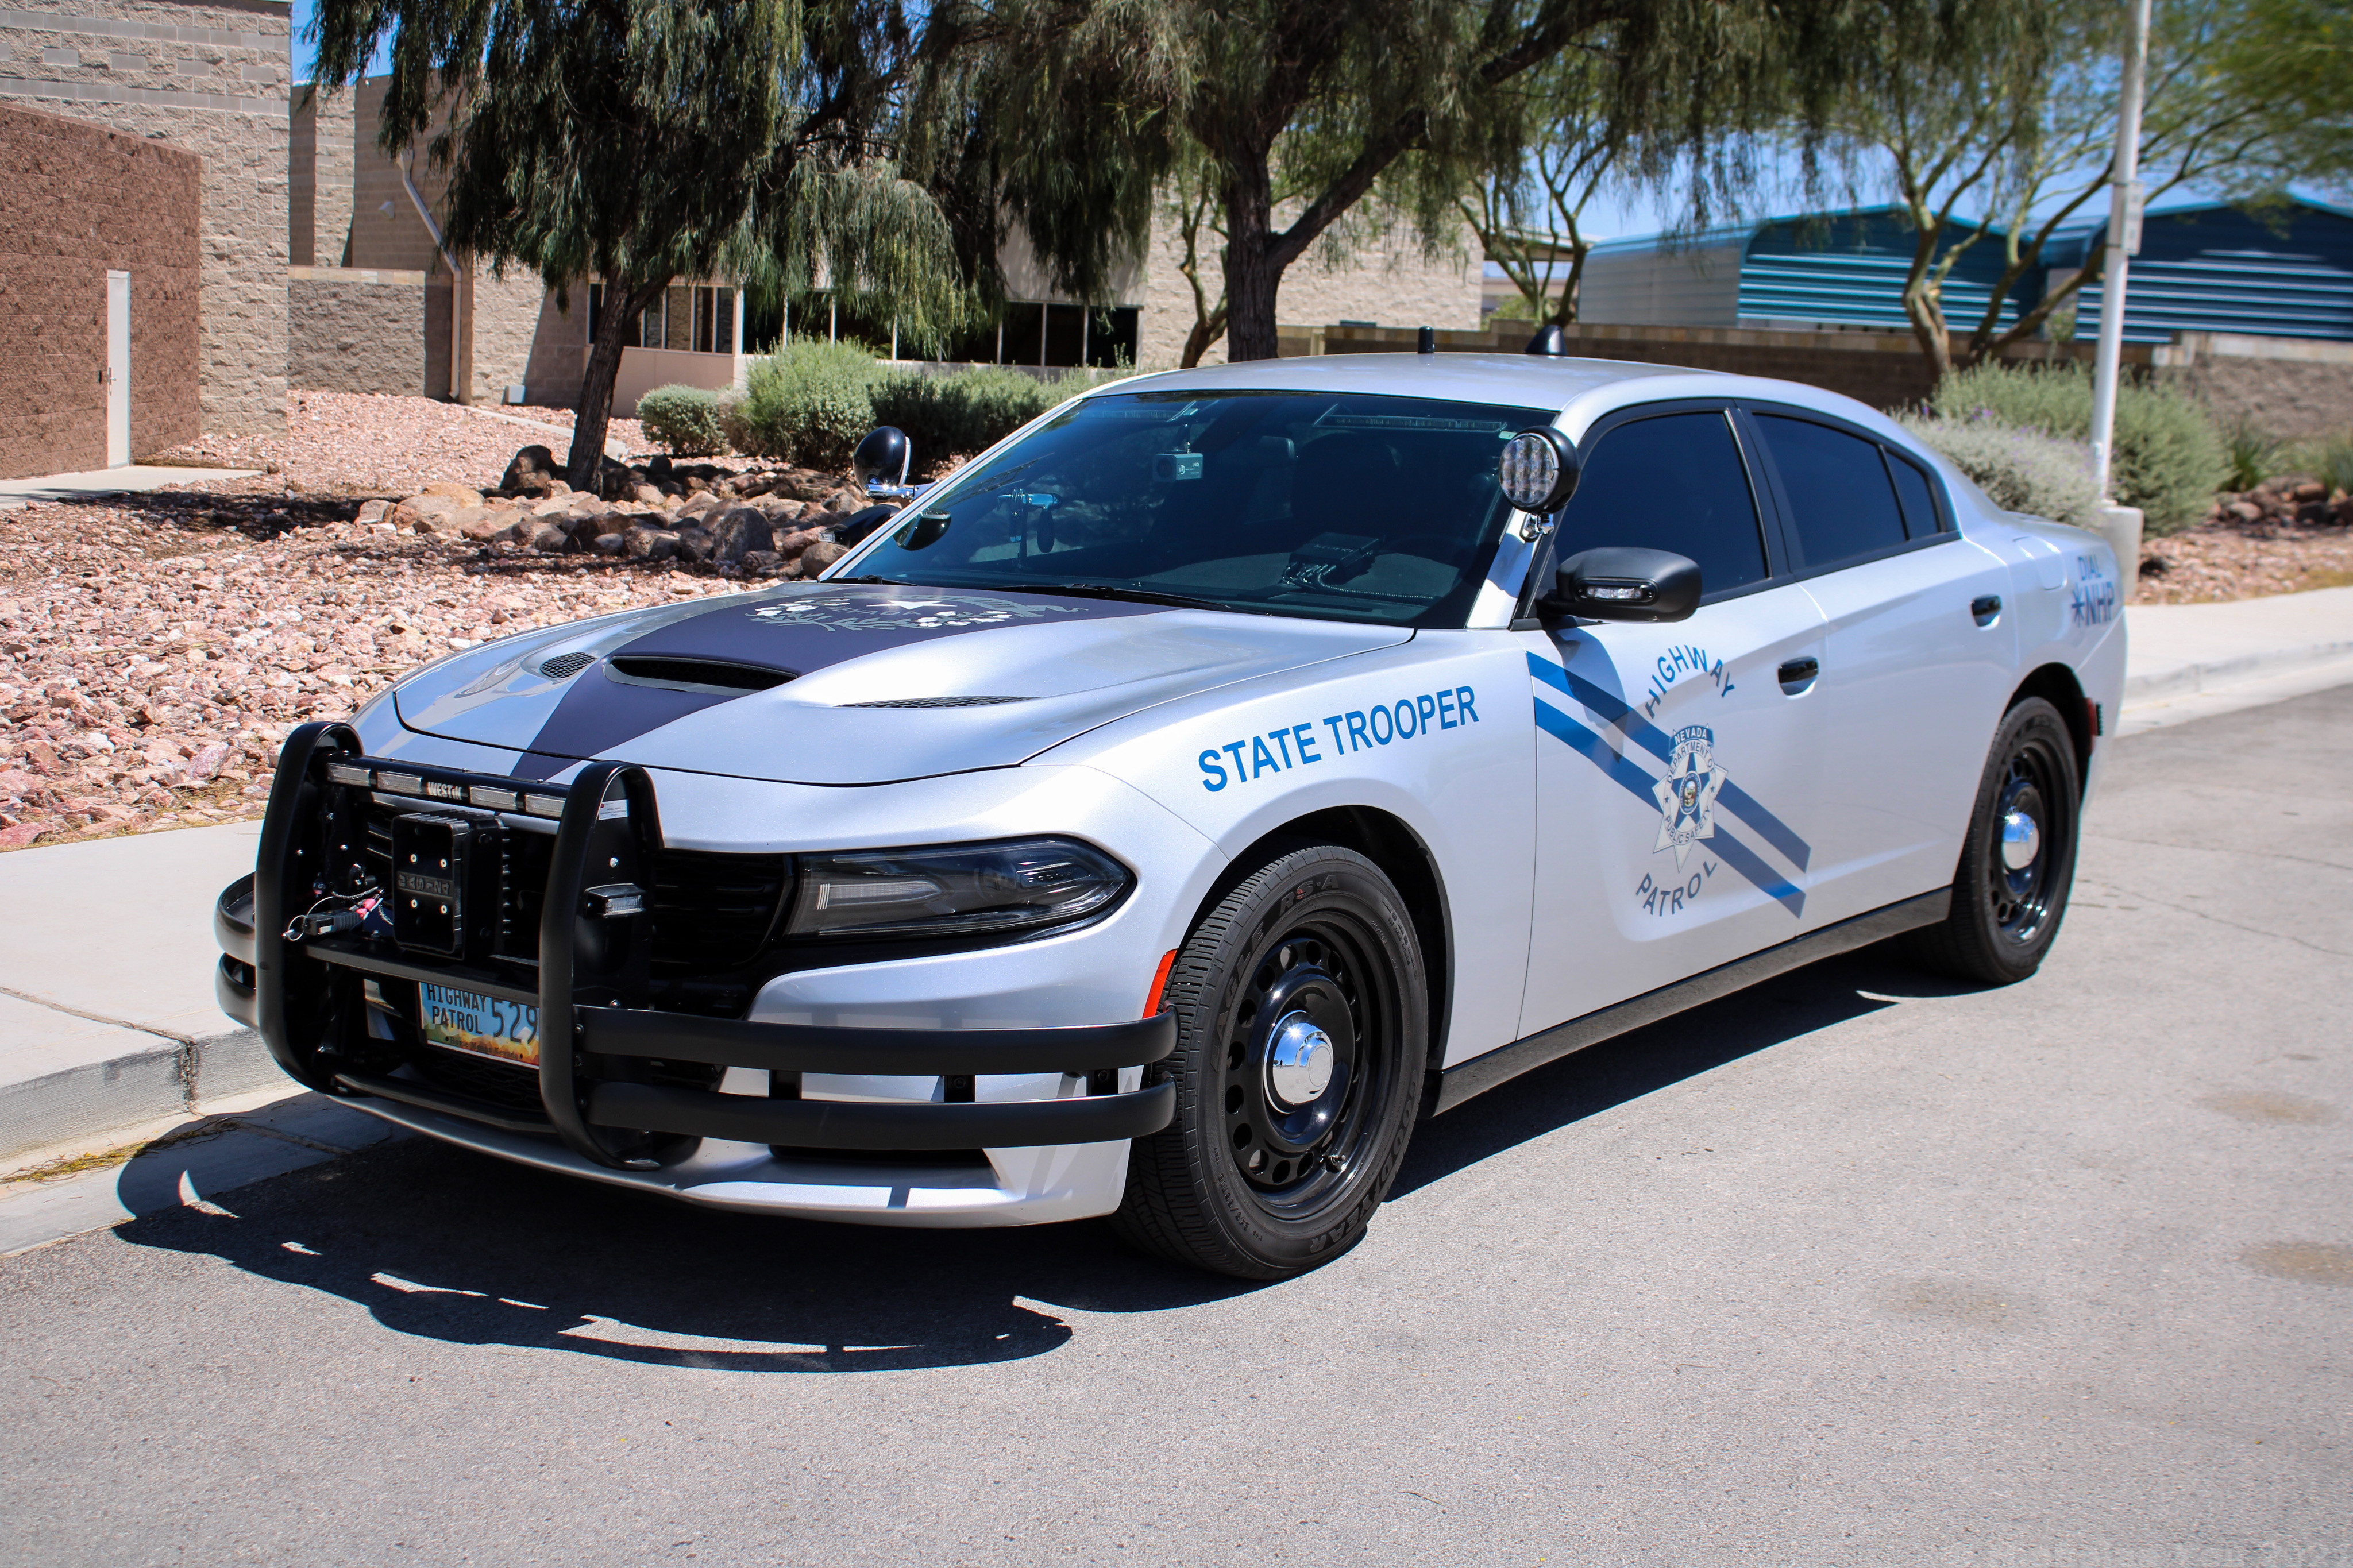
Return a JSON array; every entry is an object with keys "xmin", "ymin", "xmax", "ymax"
[
  {"xmin": 1532, "ymin": 692, "xmax": 1808, "ymax": 917},
  {"xmin": 1526, "ymin": 652, "xmax": 1811, "ymax": 872}
]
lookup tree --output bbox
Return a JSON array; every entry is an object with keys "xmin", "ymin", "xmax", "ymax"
[
  {"xmin": 915, "ymin": 0, "xmax": 1895, "ymax": 362},
  {"xmin": 1816, "ymin": 0, "xmax": 2307, "ymax": 377},
  {"xmin": 310, "ymin": 0, "xmax": 971, "ymax": 489},
  {"xmin": 1459, "ymin": 51, "xmax": 1628, "ymax": 328},
  {"xmin": 2216, "ymin": 0, "xmax": 2353, "ymax": 196}
]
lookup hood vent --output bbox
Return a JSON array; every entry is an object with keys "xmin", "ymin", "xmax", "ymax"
[
  {"xmin": 841, "ymin": 695, "xmax": 1031, "ymax": 709},
  {"xmin": 606, "ymin": 657, "xmax": 797, "ymax": 695},
  {"xmin": 537, "ymin": 651, "xmax": 596, "ymax": 681}
]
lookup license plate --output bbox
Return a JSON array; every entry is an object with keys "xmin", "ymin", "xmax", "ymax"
[{"xmin": 418, "ymin": 982, "xmax": 541, "ymax": 1067}]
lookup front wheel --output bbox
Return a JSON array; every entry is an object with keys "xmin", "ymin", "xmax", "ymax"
[
  {"xmin": 1112, "ymin": 844, "xmax": 1428, "ymax": 1280},
  {"xmin": 1905, "ymin": 696, "xmax": 2081, "ymax": 984}
]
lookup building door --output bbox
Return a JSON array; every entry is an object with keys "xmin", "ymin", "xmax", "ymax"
[{"xmin": 105, "ymin": 271, "xmax": 130, "ymax": 468}]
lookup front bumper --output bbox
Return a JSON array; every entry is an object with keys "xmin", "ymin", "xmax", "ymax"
[{"xmin": 227, "ymin": 722, "xmax": 1174, "ymax": 1215}]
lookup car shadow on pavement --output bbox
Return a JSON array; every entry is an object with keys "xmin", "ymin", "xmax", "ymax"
[
  {"xmin": 1393, "ymin": 947, "xmax": 1935, "ymax": 1198},
  {"xmin": 111, "ymin": 1134, "xmax": 1263, "ymax": 1376}
]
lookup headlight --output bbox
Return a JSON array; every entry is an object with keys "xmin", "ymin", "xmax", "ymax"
[{"xmin": 786, "ymin": 838, "xmax": 1131, "ymax": 940}]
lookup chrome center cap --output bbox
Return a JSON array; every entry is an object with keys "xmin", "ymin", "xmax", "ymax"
[
  {"xmin": 1265, "ymin": 1013, "xmax": 1336, "ymax": 1108},
  {"xmin": 2000, "ymin": 809, "xmax": 2042, "ymax": 871}
]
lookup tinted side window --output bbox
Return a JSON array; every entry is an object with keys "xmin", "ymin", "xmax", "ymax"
[
  {"xmin": 1755, "ymin": 414, "xmax": 1909, "ymax": 569},
  {"xmin": 1886, "ymin": 451, "xmax": 1945, "ymax": 538},
  {"xmin": 1556, "ymin": 412, "xmax": 1768, "ymax": 595}
]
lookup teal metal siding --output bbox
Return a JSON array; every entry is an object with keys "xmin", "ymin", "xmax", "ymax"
[
  {"xmin": 1738, "ymin": 210, "xmax": 2028, "ymax": 331},
  {"xmin": 2049, "ymin": 200, "xmax": 2353, "ymax": 343}
]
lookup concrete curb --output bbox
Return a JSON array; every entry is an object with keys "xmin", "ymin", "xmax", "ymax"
[
  {"xmin": 2121, "ymin": 636, "xmax": 2353, "ymax": 705},
  {"xmin": 0, "ymin": 1028, "xmax": 287, "ymax": 1171}
]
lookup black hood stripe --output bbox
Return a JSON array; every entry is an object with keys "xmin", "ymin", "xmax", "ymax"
[{"xmin": 511, "ymin": 587, "xmax": 1166, "ymax": 773}]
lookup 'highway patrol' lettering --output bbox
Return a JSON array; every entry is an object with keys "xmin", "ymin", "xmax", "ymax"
[{"xmin": 1198, "ymin": 685, "xmax": 1479, "ymax": 791}]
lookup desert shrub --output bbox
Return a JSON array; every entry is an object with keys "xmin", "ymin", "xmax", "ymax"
[
  {"xmin": 726, "ymin": 340, "xmax": 889, "ymax": 469},
  {"xmin": 2221, "ymin": 417, "xmax": 2283, "ymax": 493},
  {"xmin": 2293, "ymin": 432, "xmax": 2353, "ymax": 497},
  {"xmin": 1928, "ymin": 361, "xmax": 2227, "ymax": 534},
  {"xmin": 870, "ymin": 365, "xmax": 1112, "ymax": 462},
  {"xmin": 1895, "ymin": 412, "xmax": 2101, "ymax": 530},
  {"xmin": 634, "ymin": 384, "xmax": 728, "ymax": 457}
]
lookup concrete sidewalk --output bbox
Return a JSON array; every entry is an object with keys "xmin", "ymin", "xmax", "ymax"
[
  {"xmin": 1, "ymin": 582, "xmax": 2349, "ymax": 1196},
  {"xmin": 0, "ymin": 465, "xmax": 264, "ymax": 512}
]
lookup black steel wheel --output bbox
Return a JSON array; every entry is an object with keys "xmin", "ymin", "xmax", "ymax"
[
  {"xmin": 1905, "ymin": 696, "xmax": 2081, "ymax": 984},
  {"xmin": 1112, "ymin": 844, "xmax": 1428, "ymax": 1279}
]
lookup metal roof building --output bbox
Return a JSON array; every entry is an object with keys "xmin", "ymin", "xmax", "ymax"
[
  {"xmin": 1577, "ymin": 207, "xmax": 2032, "ymax": 333},
  {"xmin": 2043, "ymin": 198, "xmax": 2353, "ymax": 343}
]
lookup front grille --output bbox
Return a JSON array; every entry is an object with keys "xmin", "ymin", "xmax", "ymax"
[
  {"xmin": 412, "ymin": 1046, "xmax": 545, "ymax": 1117},
  {"xmin": 651, "ymin": 849, "xmax": 791, "ymax": 971}
]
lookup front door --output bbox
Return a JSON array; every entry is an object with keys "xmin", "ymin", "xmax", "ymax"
[{"xmin": 1519, "ymin": 405, "xmax": 1829, "ymax": 1038}]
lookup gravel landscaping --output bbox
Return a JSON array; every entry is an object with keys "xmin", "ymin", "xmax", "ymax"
[
  {"xmin": 0, "ymin": 392, "xmax": 869, "ymax": 852},
  {"xmin": 2137, "ymin": 477, "xmax": 2353, "ymax": 604}
]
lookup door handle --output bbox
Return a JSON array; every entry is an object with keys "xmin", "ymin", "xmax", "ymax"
[
  {"xmin": 1777, "ymin": 656, "xmax": 1819, "ymax": 689},
  {"xmin": 1971, "ymin": 594, "xmax": 2002, "ymax": 625}
]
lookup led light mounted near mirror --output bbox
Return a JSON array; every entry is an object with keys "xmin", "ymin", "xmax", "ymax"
[
  {"xmin": 854, "ymin": 425, "xmax": 917, "ymax": 500},
  {"xmin": 1497, "ymin": 427, "xmax": 1580, "ymax": 517}
]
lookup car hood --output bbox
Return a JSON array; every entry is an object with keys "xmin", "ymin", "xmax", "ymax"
[{"xmin": 391, "ymin": 582, "xmax": 1408, "ymax": 785}]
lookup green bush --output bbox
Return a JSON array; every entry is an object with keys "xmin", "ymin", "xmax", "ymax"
[
  {"xmin": 634, "ymin": 384, "xmax": 728, "ymax": 457},
  {"xmin": 1895, "ymin": 412, "xmax": 2101, "ymax": 530},
  {"xmin": 2221, "ymin": 417, "xmax": 2283, "ymax": 493},
  {"xmin": 727, "ymin": 340, "xmax": 1128, "ymax": 474},
  {"xmin": 2294, "ymin": 432, "xmax": 2353, "ymax": 497},
  {"xmin": 726, "ymin": 340, "xmax": 892, "ymax": 470},
  {"xmin": 1928, "ymin": 361, "xmax": 2227, "ymax": 534}
]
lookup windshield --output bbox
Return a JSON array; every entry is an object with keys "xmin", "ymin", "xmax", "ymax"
[{"xmin": 843, "ymin": 389, "xmax": 1555, "ymax": 627}]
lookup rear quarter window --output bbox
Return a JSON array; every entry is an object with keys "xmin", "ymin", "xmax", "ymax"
[{"xmin": 1754, "ymin": 414, "xmax": 1910, "ymax": 571}]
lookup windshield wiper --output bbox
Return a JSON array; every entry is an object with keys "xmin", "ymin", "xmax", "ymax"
[{"xmin": 1003, "ymin": 581, "xmax": 1237, "ymax": 612}]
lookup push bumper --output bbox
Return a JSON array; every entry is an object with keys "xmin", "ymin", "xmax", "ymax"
[{"xmin": 232, "ymin": 721, "xmax": 1174, "ymax": 1182}]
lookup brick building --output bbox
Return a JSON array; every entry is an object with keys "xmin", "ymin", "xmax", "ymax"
[
  {"xmin": 0, "ymin": 99, "xmax": 202, "ymax": 477},
  {"xmin": 0, "ymin": 0, "xmax": 291, "ymax": 439}
]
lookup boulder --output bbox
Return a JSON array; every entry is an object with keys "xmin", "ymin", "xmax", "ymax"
[
  {"xmin": 523, "ymin": 520, "xmax": 570, "ymax": 553},
  {"xmin": 456, "ymin": 509, "xmax": 508, "ymax": 542},
  {"xmin": 392, "ymin": 494, "xmax": 458, "ymax": 532},
  {"xmin": 499, "ymin": 446, "xmax": 561, "ymax": 494},
  {"xmin": 822, "ymin": 485, "xmax": 866, "ymax": 515},
  {"xmin": 675, "ymin": 527, "xmax": 719, "ymax": 563},
  {"xmin": 709, "ymin": 506, "xmax": 774, "ymax": 563},
  {"xmin": 624, "ymin": 526, "xmax": 681, "ymax": 561},
  {"xmin": 592, "ymin": 532, "xmax": 627, "ymax": 555},
  {"xmin": 531, "ymin": 495, "xmax": 576, "ymax": 517},
  {"xmin": 420, "ymin": 482, "xmax": 484, "ymax": 506},
  {"xmin": 632, "ymin": 484, "xmax": 665, "ymax": 506},
  {"xmin": 354, "ymin": 499, "xmax": 391, "ymax": 527},
  {"xmin": 801, "ymin": 539, "xmax": 848, "ymax": 575},
  {"xmin": 739, "ymin": 550, "xmax": 786, "ymax": 578},
  {"xmin": 677, "ymin": 491, "xmax": 723, "ymax": 520},
  {"xmin": 772, "ymin": 524, "xmax": 825, "ymax": 561}
]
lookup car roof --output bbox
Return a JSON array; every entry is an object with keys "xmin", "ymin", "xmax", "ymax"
[
  {"xmin": 1100, "ymin": 352, "xmax": 1691, "ymax": 410},
  {"xmin": 1092, "ymin": 352, "xmax": 1902, "ymax": 444}
]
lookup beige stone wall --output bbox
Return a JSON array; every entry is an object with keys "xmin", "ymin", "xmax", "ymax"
[
  {"xmin": 2150, "ymin": 333, "xmax": 2353, "ymax": 442},
  {"xmin": 347, "ymin": 73, "xmax": 447, "ymax": 274},
  {"xmin": 1130, "ymin": 207, "xmax": 1484, "ymax": 369},
  {"xmin": 288, "ymin": 80, "xmax": 350, "ymax": 265},
  {"xmin": 287, "ymin": 265, "xmax": 422, "ymax": 394},
  {"xmin": 0, "ymin": 0, "xmax": 292, "ymax": 435}
]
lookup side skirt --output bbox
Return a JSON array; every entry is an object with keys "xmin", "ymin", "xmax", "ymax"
[{"xmin": 1426, "ymin": 887, "xmax": 1951, "ymax": 1117}]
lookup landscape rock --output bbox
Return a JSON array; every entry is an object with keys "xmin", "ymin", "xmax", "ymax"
[
  {"xmin": 801, "ymin": 539, "xmax": 848, "ymax": 575},
  {"xmin": 709, "ymin": 507, "xmax": 774, "ymax": 563},
  {"xmin": 419, "ymin": 482, "xmax": 484, "ymax": 507},
  {"xmin": 354, "ymin": 500, "xmax": 391, "ymax": 527},
  {"xmin": 499, "ymin": 445, "xmax": 561, "ymax": 495},
  {"xmin": 632, "ymin": 484, "xmax": 665, "ymax": 505},
  {"xmin": 624, "ymin": 526, "xmax": 682, "ymax": 561},
  {"xmin": 593, "ymin": 532, "xmax": 627, "ymax": 555},
  {"xmin": 675, "ymin": 528, "xmax": 719, "ymax": 563}
]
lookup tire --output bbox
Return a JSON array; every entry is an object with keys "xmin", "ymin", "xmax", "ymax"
[
  {"xmin": 1904, "ymin": 696, "xmax": 2081, "ymax": 985},
  {"xmin": 1112, "ymin": 844, "xmax": 1429, "ymax": 1280}
]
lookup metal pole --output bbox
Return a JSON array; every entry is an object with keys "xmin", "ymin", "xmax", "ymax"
[{"xmin": 2089, "ymin": 0, "xmax": 2152, "ymax": 501}]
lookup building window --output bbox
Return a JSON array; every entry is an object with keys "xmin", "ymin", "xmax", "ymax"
[{"xmin": 585, "ymin": 284, "xmax": 737, "ymax": 353}]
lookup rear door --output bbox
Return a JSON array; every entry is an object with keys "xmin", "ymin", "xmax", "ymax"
[
  {"xmin": 1518, "ymin": 404, "xmax": 1829, "ymax": 1038},
  {"xmin": 1743, "ymin": 407, "xmax": 2018, "ymax": 926}
]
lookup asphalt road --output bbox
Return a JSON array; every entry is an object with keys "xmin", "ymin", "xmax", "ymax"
[{"xmin": 4, "ymin": 687, "xmax": 2348, "ymax": 1568}]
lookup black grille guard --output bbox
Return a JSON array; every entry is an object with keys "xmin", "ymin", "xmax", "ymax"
[{"xmin": 246, "ymin": 720, "xmax": 1175, "ymax": 1170}]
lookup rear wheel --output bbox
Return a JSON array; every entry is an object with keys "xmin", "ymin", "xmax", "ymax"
[
  {"xmin": 1112, "ymin": 844, "xmax": 1428, "ymax": 1280},
  {"xmin": 1905, "ymin": 696, "xmax": 2081, "ymax": 984}
]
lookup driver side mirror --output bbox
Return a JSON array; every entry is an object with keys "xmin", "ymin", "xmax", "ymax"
[{"xmin": 1544, "ymin": 547, "xmax": 1702, "ymax": 624}]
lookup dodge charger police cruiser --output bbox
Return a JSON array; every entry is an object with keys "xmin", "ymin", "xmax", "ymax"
[{"xmin": 213, "ymin": 346, "xmax": 2124, "ymax": 1279}]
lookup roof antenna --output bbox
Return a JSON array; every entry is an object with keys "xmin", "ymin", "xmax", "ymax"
[
  {"xmin": 1417, "ymin": 325, "xmax": 1436, "ymax": 355},
  {"xmin": 1525, "ymin": 323, "xmax": 1568, "ymax": 357}
]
